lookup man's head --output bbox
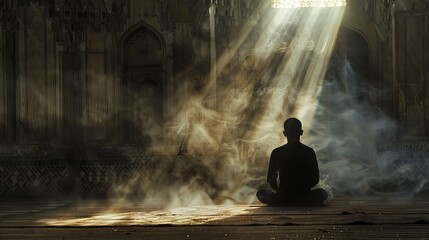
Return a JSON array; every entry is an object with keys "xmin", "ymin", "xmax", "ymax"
[{"xmin": 283, "ymin": 118, "xmax": 303, "ymax": 138}]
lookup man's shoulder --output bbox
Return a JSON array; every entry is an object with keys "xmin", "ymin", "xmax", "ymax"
[
  {"xmin": 270, "ymin": 145, "xmax": 286, "ymax": 157},
  {"xmin": 272, "ymin": 143, "xmax": 315, "ymax": 153},
  {"xmin": 299, "ymin": 142, "xmax": 315, "ymax": 152},
  {"xmin": 277, "ymin": 142, "xmax": 315, "ymax": 153},
  {"xmin": 272, "ymin": 144, "xmax": 288, "ymax": 152}
]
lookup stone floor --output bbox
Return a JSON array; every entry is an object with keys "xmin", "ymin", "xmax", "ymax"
[{"xmin": 0, "ymin": 198, "xmax": 428, "ymax": 239}]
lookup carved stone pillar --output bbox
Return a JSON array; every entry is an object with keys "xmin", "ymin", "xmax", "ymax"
[
  {"xmin": 0, "ymin": 1, "xmax": 19, "ymax": 143},
  {"xmin": 209, "ymin": 0, "xmax": 217, "ymax": 109}
]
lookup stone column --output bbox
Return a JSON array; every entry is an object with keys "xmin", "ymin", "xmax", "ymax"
[{"xmin": 209, "ymin": 0, "xmax": 217, "ymax": 109}]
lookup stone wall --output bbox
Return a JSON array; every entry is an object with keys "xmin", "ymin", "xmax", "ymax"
[{"xmin": 1, "ymin": 0, "xmax": 429, "ymax": 198}]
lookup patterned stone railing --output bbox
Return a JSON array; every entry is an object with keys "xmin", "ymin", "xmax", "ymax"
[{"xmin": 0, "ymin": 145, "xmax": 175, "ymax": 199}]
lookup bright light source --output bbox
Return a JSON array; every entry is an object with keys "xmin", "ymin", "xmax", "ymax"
[{"xmin": 272, "ymin": 0, "xmax": 346, "ymax": 8}]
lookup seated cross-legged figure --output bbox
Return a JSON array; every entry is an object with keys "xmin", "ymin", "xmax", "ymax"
[{"xmin": 257, "ymin": 118, "xmax": 328, "ymax": 206}]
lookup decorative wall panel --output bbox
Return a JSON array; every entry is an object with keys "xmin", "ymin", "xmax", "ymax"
[
  {"xmin": 0, "ymin": 32, "xmax": 5, "ymax": 139},
  {"xmin": 86, "ymin": 52, "xmax": 109, "ymax": 142},
  {"xmin": 0, "ymin": 1, "xmax": 19, "ymax": 144},
  {"xmin": 396, "ymin": 10, "xmax": 429, "ymax": 139},
  {"xmin": 0, "ymin": 159, "xmax": 70, "ymax": 197},
  {"xmin": 78, "ymin": 158, "xmax": 161, "ymax": 195},
  {"xmin": 24, "ymin": 5, "xmax": 49, "ymax": 140},
  {"xmin": 0, "ymin": 145, "xmax": 169, "ymax": 198},
  {"xmin": 61, "ymin": 51, "xmax": 84, "ymax": 143}
]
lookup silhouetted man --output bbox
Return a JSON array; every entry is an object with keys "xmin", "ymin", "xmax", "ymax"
[{"xmin": 257, "ymin": 118, "xmax": 328, "ymax": 206}]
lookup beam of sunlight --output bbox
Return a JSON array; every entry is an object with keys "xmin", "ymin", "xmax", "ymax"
[
  {"xmin": 168, "ymin": 4, "xmax": 346, "ymax": 205},
  {"xmin": 41, "ymin": 5, "xmax": 347, "ymax": 227}
]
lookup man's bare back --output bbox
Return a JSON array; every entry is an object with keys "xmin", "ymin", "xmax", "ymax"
[{"xmin": 257, "ymin": 118, "xmax": 328, "ymax": 206}]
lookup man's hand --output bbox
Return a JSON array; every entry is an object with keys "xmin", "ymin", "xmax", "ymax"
[{"xmin": 268, "ymin": 175, "xmax": 279, "ymax": 192}]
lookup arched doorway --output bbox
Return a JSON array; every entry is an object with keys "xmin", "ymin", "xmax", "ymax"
[
  {"xmin": 327, "ymin": 26, "xmax": 370, "ymax": 84},
  {"xmin": 321, "ymin": 26, "xmax": 371, "ymax": 110},
  {"xmin": 120, "ymin": 23, "xmax": 165, "ymax": 145},
  {"xmin": 314, "ymin": 25, "xmax": 372, "ymax": 153}
]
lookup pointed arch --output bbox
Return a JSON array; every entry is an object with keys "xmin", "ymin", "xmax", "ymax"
[
  {"xmin": 98, "ymin": 2, "xmax": 109, "ymax": 21},
  {"xmin": 337, "ymin": 25, "xmax": 371, "ymax": 80},
  {"xmin": 119, "ymin": 21, "xmax": 167, "ymax": 65},
  {"xmin": 84, "ymin": 1, "xmax": 96, "ymax": 20},
  {"xmin": 119, "ymin": 22, "xmax": 167, "ymax": 144},
  {"xmin": 96, "ymin": 0, "xmax": 112, "ymax": 13}
]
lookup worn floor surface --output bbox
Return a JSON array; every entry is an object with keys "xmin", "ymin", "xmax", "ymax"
[{"xmin": 0, "ymin": 198, "xmax": 428, "ymax": 239}]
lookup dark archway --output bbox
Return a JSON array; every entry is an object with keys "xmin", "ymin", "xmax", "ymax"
[
  {"xmin": 327, "ymin": 26, "xmax": 370, "ymax": 84},
  {"xmin": 314, "ymin": 25, "xmax": 372, "ymax": 148},
  {"xmin": 322, "ymin": 26, "xmax": 372, "ymax": 107},
  {"xmin": 120, "ymin": 23, "xmax": 166, "ymax": 145},
  {"xmin": 336, "ymin": 26, "xmax": 370, "ymax": 80}
]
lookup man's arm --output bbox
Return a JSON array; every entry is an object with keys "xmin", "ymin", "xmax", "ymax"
[
  {"xmin": 267, "ymin": 150, "xmax": 279, "ymax": 191},
  {"xmin": 309, "ymin": 149, "xmax": 320, "ymax": 187}
]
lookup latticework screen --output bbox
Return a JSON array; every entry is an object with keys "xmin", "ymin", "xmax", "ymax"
[{"xmin": 272, "ymin": 0, "xmax": 346, "ymax": 8}]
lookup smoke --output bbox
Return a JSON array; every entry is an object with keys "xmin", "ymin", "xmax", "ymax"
[
  {"xmin": 111, "ymin": 3, "xmax": 428, "ymax": 207},
  {"xmin": 14, "ymin": 2, "xmax": 429, "ymax": 209},
  {"xmin": 109, "ymin": 5, "xmax": 349, "ymax": 207},
  {"xmin": 307, "ymin": 59, "xmax": 429, "ymax": 198}
]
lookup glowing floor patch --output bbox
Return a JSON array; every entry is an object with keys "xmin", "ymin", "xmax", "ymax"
[{"xmin": 38, "ymin": 205, "xmax": 253, "ymax": 226}]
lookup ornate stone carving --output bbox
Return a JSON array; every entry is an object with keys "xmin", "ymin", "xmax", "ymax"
[
  {"xmin": 354, "ymin": 0, "xmax": 393, "ymax": 40},
  {"xmin": 386, "ymin": 142, "xmax": 429, "ymax": 153},
  {"xmin": 125, "ymin": 27, "xmax": 159, "ymax": 49},
  {"xmin": 216, "ymin": 0, "xmax": 250, "ymax": 37},
  {"xmin": 156, "ymin": 0, "xmax": 176, "ymax": 31},
  {"xmin": 0, "ymin": 1, "xmax": 19, "ymax": 32},
  {"xmin": 360, "ymin": 0, "xmax": 374, "ymax": 20},
  {"xmin": 375, "ymin": 0, "xmax": 393, "ymax": 38},
  {"xmin": 46, "ymin": 0, "xmax": 129, "ymax": 51},
  {"xmin": 0, "ymin": 150, "xmax": 170, "ymax": 197},
  {"xmin": 0, "ymin": 160, "xmax": 70, "ymax": 197}
]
